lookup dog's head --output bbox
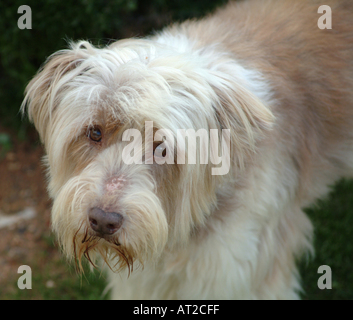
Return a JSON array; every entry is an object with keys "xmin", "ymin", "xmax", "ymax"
[{"xmin": 21, "ymin": 38, "xmax": 273, "ymax": 272}]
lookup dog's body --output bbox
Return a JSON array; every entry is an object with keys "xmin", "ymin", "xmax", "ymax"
[{"xmin": 22, "ymin": 0, "xmax": 353, "ymax": 299}]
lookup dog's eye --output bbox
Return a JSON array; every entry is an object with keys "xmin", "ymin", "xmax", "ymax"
[
  {"xmin": 153, "ymin": 142, "xmax": 166, "ymax": 158},
  {"xmin": 88, "ymin": 126, "xmax": 102, "ymax": 142}
]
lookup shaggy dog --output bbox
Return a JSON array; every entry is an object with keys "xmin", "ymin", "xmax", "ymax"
[{"xmin": 22, "ymin": 0, "xmax": 353, "ymax": 299}]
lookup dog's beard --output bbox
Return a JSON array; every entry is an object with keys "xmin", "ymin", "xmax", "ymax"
[
  {"xmin": 73, "ymin": 224, "xmax": 134, "ymax": 273},
  {"xmin": 51, "ymin": 165, "xmax": 169, "ymax": 274}
]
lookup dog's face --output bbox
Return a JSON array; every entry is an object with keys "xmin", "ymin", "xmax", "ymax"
[{"xmin": 22, "ymin": 39, "xmax": 273, "ymax": 272}]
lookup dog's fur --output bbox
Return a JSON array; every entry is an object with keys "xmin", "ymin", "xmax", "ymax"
[{"xmin": 22, "ymin": 0, "xmax": 353, "ymax": 299}]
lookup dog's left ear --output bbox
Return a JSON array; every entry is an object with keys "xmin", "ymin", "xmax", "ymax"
[
  {"xmin": 208, "ymin": 67, "xmax": 275, "ymax": 169},
  {"xmin": 21, "ymin": 41, "xmax": 92, "ymax": 144}
]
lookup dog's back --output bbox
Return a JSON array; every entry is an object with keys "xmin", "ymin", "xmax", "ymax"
[{"xmin": 158, "ymin": 0, "xmax": 353, "ymax": 206}]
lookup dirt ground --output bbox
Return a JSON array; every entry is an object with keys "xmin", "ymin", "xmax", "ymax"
[{"xmin": 0, "ymin": 124, "xmax": 56, "ymax": 295}]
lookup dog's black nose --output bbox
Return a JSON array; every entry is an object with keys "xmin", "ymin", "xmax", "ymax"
[{"xmin": 88, "ymin": 207, "xmax": 123, "ymax": 236}]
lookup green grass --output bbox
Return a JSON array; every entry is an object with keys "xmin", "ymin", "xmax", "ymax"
[
  {"xmin": 4, "ymin": 261, "xmax": 108, "ymax": 300},
  {"xmin": 300, "ymin": 179, "xmax": 353, "ymax": 300},
  {"xmin": 0, "ymin": 231, "xmax": 108, "ymax": 300}
]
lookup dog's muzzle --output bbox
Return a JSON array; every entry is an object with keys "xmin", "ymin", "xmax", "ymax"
[{"xmin": 88, "ymin": 207, "xmax": 123, "ymax": 236}]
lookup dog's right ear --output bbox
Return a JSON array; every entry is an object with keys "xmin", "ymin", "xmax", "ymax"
[
  {"xmin": 21, "ymin": 41, "xmax": 92, "ymax": 144},
  {"xmin": 207, "ymin": 66, "xmax": 275, "ymax": 171}
]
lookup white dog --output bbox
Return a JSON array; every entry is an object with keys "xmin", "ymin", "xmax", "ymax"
[{"xmin": 22, "ymin": 0, "xmax": 353, "ymax": 299}]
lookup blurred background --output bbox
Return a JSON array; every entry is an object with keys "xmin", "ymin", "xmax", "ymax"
[{"xmin": 0, "ymin": 0, "xmax": 352, "ymax": 300}]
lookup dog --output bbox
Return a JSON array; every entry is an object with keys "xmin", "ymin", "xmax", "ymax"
[{"xmin": 21, "ymin": 0, "xmax": 353, "ymax": 299}]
